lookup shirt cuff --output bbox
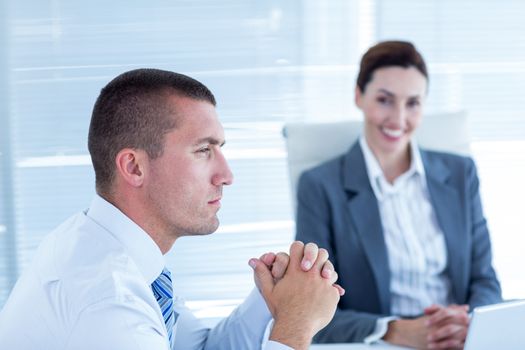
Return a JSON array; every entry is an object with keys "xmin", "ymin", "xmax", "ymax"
[
  {"xmin": 255, "ymin": 291, "xmax": 293, "ymax": 350},
  {"xmin": 264, "ymin": 340, "xmax": 294, "ymax": 350},
  {"xmin": 363, "ymin": 316, "xmax": 399, "ymax": 344}
]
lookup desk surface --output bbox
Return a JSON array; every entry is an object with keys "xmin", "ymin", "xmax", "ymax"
[{"xmin": 310, "ymin": 343, "xmax": 412, "ymax": 350}]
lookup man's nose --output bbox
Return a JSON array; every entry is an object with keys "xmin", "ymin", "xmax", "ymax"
[{"xmin": 212, "ymin": 150, "xmax": 233, "ymax": 186}]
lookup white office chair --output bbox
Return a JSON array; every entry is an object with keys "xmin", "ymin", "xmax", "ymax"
[{"xmin": 283, "ymin": 110, "xmax": 470, "ymax": 210}]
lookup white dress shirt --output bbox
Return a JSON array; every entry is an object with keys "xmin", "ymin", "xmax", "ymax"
[
  {"xmin": 0, "ymin": 195, "xmax": 290, "ymax": 350},
  {"xmin": 359, "ymin": 137, "xmax": 452, "ymax": 343}
]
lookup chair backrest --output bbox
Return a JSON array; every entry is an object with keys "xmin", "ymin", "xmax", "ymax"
[{"xmin": 283, "ymin": 110, "xmax": 470, "ymax": 209}]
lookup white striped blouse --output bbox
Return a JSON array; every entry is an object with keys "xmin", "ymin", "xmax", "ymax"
[{"xmin": 359, "ymin": 136, "xmax": 453, "ymax": 317}]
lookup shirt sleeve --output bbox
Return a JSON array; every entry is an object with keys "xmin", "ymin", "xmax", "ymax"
[
  {"xmin": 174, "ymin": 287, "xmax": 277, "ymax": 350},
  {"xmin": 363, "ymin": 316, "xmax": 399, "ymax": 344}
]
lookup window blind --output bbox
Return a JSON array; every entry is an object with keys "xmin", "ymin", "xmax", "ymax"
[{"xmin": 2, "ymin": 0, "xmax": 524, "ymax": 320}]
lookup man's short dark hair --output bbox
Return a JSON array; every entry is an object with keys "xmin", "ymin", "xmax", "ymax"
[
  {"xmin": 88, "ymin": 68, "xmax": 216, "ymax": 195},
  {"xmin": 356, "ymin": 40, "xmax": 428, "ymax": 93}
]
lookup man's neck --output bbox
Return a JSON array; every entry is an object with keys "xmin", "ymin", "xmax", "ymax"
[{"xmin": 98, "ymin": 191, "xmax": 178, "ymax": 254}]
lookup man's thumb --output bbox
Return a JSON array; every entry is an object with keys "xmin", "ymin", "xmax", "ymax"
[{"xmin": 249, "ymin": 258, "xmax": 274, "ymax": 298}]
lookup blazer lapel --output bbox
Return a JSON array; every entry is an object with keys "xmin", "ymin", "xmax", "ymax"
[
  {"xmin": 421, "ymin": 151, "xmax": 466, "ymax": 303},
  {"xmin": 343, "ymin": 143, "xmax": 391, "ymax": 314}
]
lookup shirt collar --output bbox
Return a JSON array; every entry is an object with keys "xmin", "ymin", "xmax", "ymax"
[
  {"xmin": 359, "ymin": 135, "xmax": 426, "ymax": 200},
  {"xmin": 85, "ymin": 194, "xmax": 165, "ymax": 285}
]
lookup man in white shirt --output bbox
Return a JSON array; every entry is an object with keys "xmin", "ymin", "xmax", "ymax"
[{"xmin": 0, "ymin": 68, "xmax": 343, "ymax": 350}]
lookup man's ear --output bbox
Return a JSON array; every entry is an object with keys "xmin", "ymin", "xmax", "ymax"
[
  {"xmin": 114, "ymin": 148, "xmax": 148, "ymax": 188},
  {"xmin": 355, "ymin": 86, "xmax": 364, "ymax": 110}
]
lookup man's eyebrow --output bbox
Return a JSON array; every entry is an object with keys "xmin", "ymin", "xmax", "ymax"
[
  {"xmin": 193, "ymin": 137, "xmax": 226, "ymax": 147},
  {"xmin": 377, "ymin": 88, "xmax": 395, "ymax": 97}
]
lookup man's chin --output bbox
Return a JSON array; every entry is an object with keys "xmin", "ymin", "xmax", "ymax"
[
  {"xmin": 181, "ymin": 218, "xmax": 220, "ymax": 237},
  {"xmin": 205, "ymin": 217, "xmax": 220, "ymax": 234}
]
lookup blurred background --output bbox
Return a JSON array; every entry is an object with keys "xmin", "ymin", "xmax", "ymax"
[{"xmin": 1, "ymin": 0, "xmax": 524, "ymax": 325}]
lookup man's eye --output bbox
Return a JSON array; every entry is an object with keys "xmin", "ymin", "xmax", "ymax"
[
  {"xmin": 197, "ymin": 147, "xmax": 211, "ymax": 154},
  {"xmin": 408, "ymin": 100, "xmax": 420, "ymax": 108},
  {"xmin": 377, "ymin": 96, "xmax": 391, "ymax": 105}
]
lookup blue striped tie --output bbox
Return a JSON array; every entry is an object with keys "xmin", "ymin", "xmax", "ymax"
[{"xmin": 151, "ymin": 268, "xmax": 177, "ymax": 349}]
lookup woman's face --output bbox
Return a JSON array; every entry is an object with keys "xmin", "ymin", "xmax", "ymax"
[{"xmin": 356, "ymin": 66, "xmax": 427, "ymax": 160}]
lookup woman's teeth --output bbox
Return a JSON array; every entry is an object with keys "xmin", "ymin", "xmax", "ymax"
[{"xmin": 381, "ymin": 127, "xmax": 404, "ymax": 138}]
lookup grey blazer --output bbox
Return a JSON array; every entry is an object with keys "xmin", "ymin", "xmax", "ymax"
[{"xmin": 295, "ymin": 141, "xmax": 502, "ymax": 343}]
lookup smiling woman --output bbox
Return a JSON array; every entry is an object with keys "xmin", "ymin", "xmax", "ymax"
[{"xmin": 295, "ymin": 41, "xmax": 502, "ymax": 349}]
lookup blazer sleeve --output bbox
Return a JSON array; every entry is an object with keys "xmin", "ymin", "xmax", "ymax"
[
  {"xmin": 465, "ymin": 157, "xmax": 502, "ymax": 307},
  {"xmin": 295, "ymin": 170, "xmax": 379, "ymax": 342}
]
